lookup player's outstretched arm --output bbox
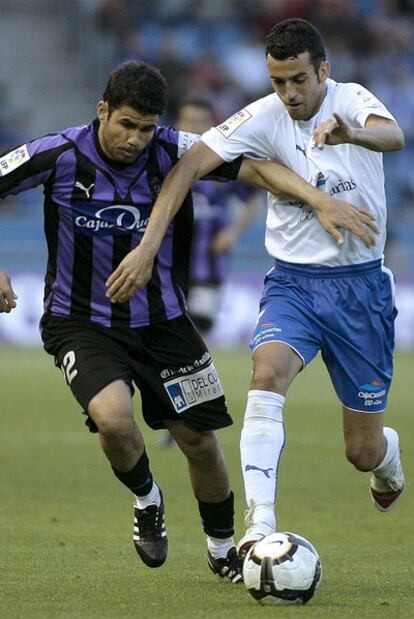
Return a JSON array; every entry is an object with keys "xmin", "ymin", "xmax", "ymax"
[
  {"xmin": 0, "ymin": 269, "xmax": 17, "ymax": 313},
  {"xmin": 106, "ymin": 141, "xmax": 222, "ymax": 303},
  {"xmin": 313, "ymin": 114, "xmax": 405, "ymax": 152},
  {"xmin": 238, "ymin": 158, "xmax": 379, "ymax": 248}
]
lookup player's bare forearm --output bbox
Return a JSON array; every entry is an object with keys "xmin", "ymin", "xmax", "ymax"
[
  {"xmin": 349, "ymin": 117, "xmax": 405, "ymax": 152},
  {"xmin": 0, "ymin": 268, "xmax": 18, "ymax": 313},
  {"xmin": 239, "ymin": 158, "xmax": 325, "ymax": 204},
  {"xmin": 239, "ymin": 158, "xmax": 356, "ymax": 215},
  {"xmin": 106, "ymin": 142, "xmax": 223, "ymax": 302},
  {"xmin": 314, "ymin": 114, "xmax": 404, "ymax": 152},
  {"xmin": 238, "ymin": 158, "xmax": 379, "ymax": 247},
  {"xmin": 139, "ymin": 143, "xmax": 222, "ymax": 256}
]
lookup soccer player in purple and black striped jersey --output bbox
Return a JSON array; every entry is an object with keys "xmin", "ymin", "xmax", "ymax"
[
  {"xmin": 0, "ymin": 61, "xmax": 249, "ymax": 578},
  {"xmin": 0, "ymin": 60, "xmax": 381, "ymax": 580}
]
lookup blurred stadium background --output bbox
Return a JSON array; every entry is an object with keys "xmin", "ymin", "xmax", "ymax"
[{"xmin": 0, "ymin": 0, "xmax": 414, "ymax": 348}]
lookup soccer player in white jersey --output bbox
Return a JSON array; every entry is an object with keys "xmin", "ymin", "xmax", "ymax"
[{"xmin": 103, "ymin": 19, "xmax": 405, "ymax": 560}]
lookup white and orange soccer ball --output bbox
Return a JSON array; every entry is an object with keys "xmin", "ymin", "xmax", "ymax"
[{"xmin": 243, "ymin": 532, "xmax": 322, "ymax": 605}]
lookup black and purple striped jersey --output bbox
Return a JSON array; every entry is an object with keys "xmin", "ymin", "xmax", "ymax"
[{"xmin": 0, "ymin": 120, "xmax": 241, "ymax": 327}]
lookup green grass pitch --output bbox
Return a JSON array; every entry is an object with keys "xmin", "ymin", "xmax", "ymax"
[{"xmin": 0, "ymin": 346, "xmax": 412, "ymax": 618}]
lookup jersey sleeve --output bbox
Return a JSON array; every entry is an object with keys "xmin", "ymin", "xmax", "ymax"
[
  {"xmin": 0, "ymin": 133, "xmax": 72, "ymax": 198},
  {"xmin": 155, "ymin": 126, "xmax": 198, "ymax": 163},
  {"xmin": 201, "ymin": 107, "xmax": 271, "ymax": 162},
  {"xmin": 338, "ymin": 83, "xmax": 396, "ymax": 128},
  {"xmin": 158, "ymin": 126, "xmax": 242, "ymax": 180}
]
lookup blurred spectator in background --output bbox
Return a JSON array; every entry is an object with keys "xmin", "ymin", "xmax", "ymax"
[
  {"xmin": 0, "ymin": 82, "xmax": 34, "ymax": 214},
  {"xmin": 0, "ymin": 82, "xmax": 29, "ymax": 153},
  {"xmin": 175, "ymin": 98, "xmax": 262, "ymax": 335}
]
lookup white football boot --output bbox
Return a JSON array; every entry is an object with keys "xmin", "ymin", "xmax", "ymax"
[
  {"xmin": 236, "ymin": 500, "xmax": 275, "ymax": 557},
  {"xmin": 369, "ymin": 459, "xmax": 405, "ymax": 512}
]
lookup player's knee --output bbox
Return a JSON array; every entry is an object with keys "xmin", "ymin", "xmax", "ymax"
[
  {"xmin": 251, "ymin": 361, "xmax": 289, "ymax": 393},
  {"xmin": 95, "ymin": 415, "xmax": 134, "ymax": 439},
  {"xmin": 178, "ymin": 430, "xmax": 217, "ymax": 462},
  {"xmin": 88, "ymin": 401, "xmax": 133, "ymax": 438},
  {"xmin": 345, "ymin": 442, "xmax": 379, "ymax": 472}
]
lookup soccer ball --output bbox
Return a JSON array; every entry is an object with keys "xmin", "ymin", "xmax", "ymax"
[{"xmin": 243, "ymin": 532, "xmax": 322, "ymax": 605}]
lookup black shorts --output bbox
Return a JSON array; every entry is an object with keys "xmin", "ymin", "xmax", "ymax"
[{"xmin": 41, "ymin": 314, "xmax": 232, "ymax": 432}]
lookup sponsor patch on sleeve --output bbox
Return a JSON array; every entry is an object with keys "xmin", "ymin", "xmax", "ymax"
[
  {"xmin": 0, "ymin": 144, "xmax": 30, "ymax": 176},
  {"xmin": 177, "ymin": 131, "xmax": 200, "ymax": 158},
  {"xmin": 163, "ymin": 361, "xmax": 224, "ymax": 413},
  {"xmin": 355, "ymin": 89, "xmax": 386, "ymax": 112},
  {"xmin": 216, "ymin": 109, "xmax": 252, "ymax": 138}
]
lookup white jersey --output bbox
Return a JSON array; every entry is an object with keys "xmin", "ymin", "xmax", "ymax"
[{"xmin": 202, "ymin": 79, "xmax": 395, "ymax": 266}]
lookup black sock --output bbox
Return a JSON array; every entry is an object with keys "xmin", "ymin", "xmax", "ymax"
[
  {"xmin": 197, "ymin": 491, "xmax": 235, "ymax": 539},
  {"xmin": 112, "ymin": 450, "xmax": 153, "ymax": 496}
]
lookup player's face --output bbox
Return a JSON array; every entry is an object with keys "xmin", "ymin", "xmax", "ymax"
[
  {"xmin": 97, "ymin": 102, "xmax": 159, "ymax": 163},
  {"xmin": 176, "ymin": 105, "xmax": 214, "ymax": 134},
  {"xmin": 267, "ymin": 52, "xmax": 330, "ymax": 121}
]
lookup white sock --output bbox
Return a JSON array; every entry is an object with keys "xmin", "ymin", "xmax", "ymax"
[
  {"xmin": 134, "ymin": 481, "xmax": 161, "ymax": 509},
  {"xmin": 373, "ymin": 427, "xmax": 400, "ymax": 478},
  {"xmin": 207, "ymin": 535, "xmax": 234, "ymax": 559},
  {"xmin": 240, "ymin": 389, "xmax": 286, "ymax": 522}
]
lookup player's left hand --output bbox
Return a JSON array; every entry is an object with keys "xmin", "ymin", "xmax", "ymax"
[
  {"xmin": 313, "ymin": 113, "xmax": 354, "ymax": 150},
  {"xmin": 0, "ymin": 268, "xmax": 18, "ymax": 313},
  {"xmin": 105, "ymin": 246, "xmax": 154, "ymax": 303}
]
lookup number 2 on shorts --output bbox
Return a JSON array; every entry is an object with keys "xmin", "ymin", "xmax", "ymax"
[{"xmin": 61, "ymin": 350, "xmax": 78, "ymax": 385}]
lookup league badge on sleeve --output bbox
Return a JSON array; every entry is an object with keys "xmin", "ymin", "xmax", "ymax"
[
  {"xmin": 217, "ymin": 109, "xmax": 252, "ymax": 138},
  {"xmin": 0, "ymin": 144, "xmax": 30, "ymax": 176}
]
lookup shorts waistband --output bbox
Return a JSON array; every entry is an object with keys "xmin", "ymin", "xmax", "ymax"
[{"xmin": 273, "ymin": 258, "xmax": 383, "ymax": 278}]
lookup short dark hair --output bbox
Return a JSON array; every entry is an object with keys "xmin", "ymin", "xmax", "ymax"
[
  {"xmin": 265, "ymin": 18, "xmax": 326, "ymax": 74},
  {"xmin": 177, "ymin": 98, "xmax": 215, "ymax": 116},
  {"xmin": 102, "ymin": 61, "xmax": 168, "ymax": 116}
]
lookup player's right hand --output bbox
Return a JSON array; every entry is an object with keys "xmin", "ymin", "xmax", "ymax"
[
  {"xmin": 314, "ymin": 194, "xmax": 379, "ymax": 248},
  {"xmin": 0, "ymin": 269, "xmax": 18, "ymax": 313}
]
